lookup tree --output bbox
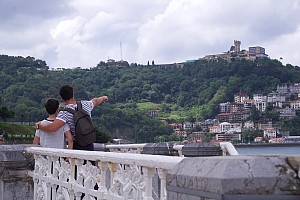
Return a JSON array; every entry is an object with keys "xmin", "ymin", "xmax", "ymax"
[
  {"xmin": 0, "ymin": 107, "xmax": 15, "ymax": 121},
  {"xmin": 95, "ymin": 129, "xmax": 111, "ymax": 143},
  {"xmin": 249, "ymin": 106, "xmax": 261, "ymax": 122}
]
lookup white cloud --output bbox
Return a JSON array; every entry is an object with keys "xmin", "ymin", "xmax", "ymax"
[
  {"xmin": 136, "ymin": 0, "xmax": 300, "ymax": 64},
  {"xmin": 1, "ymin": 0, "xmax": 300, "ymax": 68}
]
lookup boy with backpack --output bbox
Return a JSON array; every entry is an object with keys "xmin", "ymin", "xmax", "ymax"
[
  {"xmin": 33, "ymin": 98, "xmax": 73, "ymax": 149},
  {"xmin": 35, "ymin": 85, "xmax": 108, "ymax": 151}
]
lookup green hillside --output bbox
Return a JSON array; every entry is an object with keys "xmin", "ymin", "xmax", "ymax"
[
  {"xmin": 1, "ymin": 55, "xmax": 300, "ymax": 142},
  {"xmin": 0, "ymin": 122, "xmax": 35, "ymax": 142}
]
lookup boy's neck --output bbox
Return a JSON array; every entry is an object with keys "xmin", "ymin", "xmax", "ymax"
[
  {"xmin": 47, "ymin": 114, "xmax": 57, "ymax": 120},
  {"xmin": 65, "ymin": 98, "xmax": 76, "ymax": 105}
]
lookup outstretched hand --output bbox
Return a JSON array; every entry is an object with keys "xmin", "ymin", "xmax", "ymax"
[{"xmin": 101, "ymin": 96, "xmax": 108, "ymax": 102}]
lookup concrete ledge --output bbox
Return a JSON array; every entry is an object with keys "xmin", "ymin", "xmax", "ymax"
[
  {"xmin": 0, "ymin": 145, "xmax": 34, "ymax": 200},
  {"xmin": 166, "ymin": 155, "xmax": 300, "ymax": 200}
]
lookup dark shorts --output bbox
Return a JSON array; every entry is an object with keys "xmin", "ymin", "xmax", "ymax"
[{"xmin": 73, "ymin": 141, "xmax": 94, "ymax": 151}]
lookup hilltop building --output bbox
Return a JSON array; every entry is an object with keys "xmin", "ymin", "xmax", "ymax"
[{"xmin": 203, "ymin": 40, "xmax": 268, "ymax": 62}]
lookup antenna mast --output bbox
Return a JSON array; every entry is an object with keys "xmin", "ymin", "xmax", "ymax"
[{"xmin": 120, "ymin": 41, "xmax": 123, "ymax": 61}]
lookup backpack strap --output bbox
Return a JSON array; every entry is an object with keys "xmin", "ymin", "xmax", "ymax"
[
  {"xmin": 76, "ymin": 101, "xmax": 82, "ymax": 111},
  {"xmin": 64, "ymin": 107, "xmax": 76, "ymax": 115},
  {"xmin": 63, "ymin": 101, "xmax": 83, "ymax": 114}
]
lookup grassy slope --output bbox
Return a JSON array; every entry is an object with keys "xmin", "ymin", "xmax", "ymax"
[{"xmin": 0, "ymin": 123, "xmax": 35, "ymax": 142}]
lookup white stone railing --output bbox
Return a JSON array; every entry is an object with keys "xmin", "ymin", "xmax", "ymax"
[
  {"xmin": 106, "ymin": 143, "xmax": 147, "ymax": 154},
  {"xmin": 219, "ymin": 142, "xmax": 239, "ymax": 156},
  {"xmin": 172, "ymin": 145, "xmax": 184, "ymax": 157},
  {"xmin": 106, "ymin": 142, "xmax": 239, "ymax": 156},
  {"xmin": 26, "ymin": 146, "xmax": 184, "ymax": 200}
]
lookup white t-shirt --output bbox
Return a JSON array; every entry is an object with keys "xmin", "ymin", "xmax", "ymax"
[{"xmin": 35, "ymin": 119, "xmax": 70, "ymax": 149}]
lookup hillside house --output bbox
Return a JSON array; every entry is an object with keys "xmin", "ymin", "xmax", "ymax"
[
  {"xmin": 169, "ymin": 123, "xmax": 183, "ymax": 130},
  {"xmin": 254, "ymin": 94, "xmax": 267, "ymax": 112},
  {"xmin": 219, "ymin": 122, "xmax": 242, "ymax": 133},
  {"xmin": 193, "ymin": 121, "xmax": 202, "ymax": 128},
  {"xmin": 219, "ymin": 102, "xmax": 231, "ymax": 113},
  {"xmin": 218, "ymin": 113, "xmax": 234, "ymax": 122},
  {"xmin": 267, "ymin": 92, "xmax": 286, "ymax": 103},
  {"xmin": 188, "ymin": 132, "xmax": 206, "ymax": 142},
  {"xmin": 258, "ymin": 118, "xmax": 272, "ymax": 130},
  {"xmin": 264, "ymin": 127, "xmax": 278, "ymax": 138},
  {"xmin": 244, "ymin": 121, "xmax": 255, "ymax": 129},
  {"xmin": 242, "ymin": 99, "xmax": 254, "ymax": 110},
  {"xmin": 234, "ymin": 91, "xmax": 249, "ymax": 103},
  {"xmin": 218, "ymin": 112, "xmax": 249, "ymax": 123},
  {"xmin": 254, "ymin": 137, "xmax": 263, "ymax": 143},
  {"xmin": 174, "ymin": 131, "xmax": 187, "ymax": 138},
  {"xmin": 277, "ymin": 83, "xmax": 300, "ymax": 95},
  {"xmin": 269, "ymin": 137, "xmax": 284, "ymax": 143},
  {"xmin": 209, "ymin": 125, "xmax": 221, "ymax": 134},
  {"xmin": 290, "ymin": 100, "xmax": 300, "ymax": 110},
  {"xmin": 183, "ymin": 122, "xmax": 193, "ymax": 130},
  {"xmin": 216, "ymin": 133, "xmax": 241, "ymax": 141},
  {"xmin": 147, "ymin": 110, "xmax": 159, "ymax": 117},
  {"xmin": 231, "ymin": 103, "xmax": 244, "ymax": 113},
  {"xmin": 279, "ymin": 107, "xmax": 297, "ymax": 119}
]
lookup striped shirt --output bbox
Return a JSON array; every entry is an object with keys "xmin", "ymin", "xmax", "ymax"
[{"xmin": 56, "ymin": 100, "xmax": 94, "ymax": 139}]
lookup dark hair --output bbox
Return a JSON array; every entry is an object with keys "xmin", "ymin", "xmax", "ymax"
[
  {"xmin": 59, "ymin": 85, "xmax": 73, "ymax": 101},
  {"xmin": 45, "ymin": 98, "xmax": 59, "ymax": 115}
]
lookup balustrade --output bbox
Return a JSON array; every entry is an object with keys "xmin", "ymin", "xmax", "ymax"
[
  {"xmin": 106, "ymin": 142, "xmax": 238, "ymax": 156},
  {"xmin": 26, "ymin": 147, "xmax": 184, "ymax": 200}
]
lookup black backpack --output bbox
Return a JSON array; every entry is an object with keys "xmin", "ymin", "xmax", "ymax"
[{"xmin": 64, "ymin": 101, "xmax": 96, "ymax": 146}]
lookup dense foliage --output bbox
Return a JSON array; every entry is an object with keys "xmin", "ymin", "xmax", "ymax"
[{"xmin": 1, "ymin": 54, "xmax": 300, "ymax": 141}]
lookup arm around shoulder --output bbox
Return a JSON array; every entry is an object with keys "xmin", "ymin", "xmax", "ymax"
[{"xmin": 39, "ymin": 119, "xmax": 65, "ymax": 132}]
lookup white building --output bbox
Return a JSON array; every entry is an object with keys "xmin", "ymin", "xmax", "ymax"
[
  {"xmin": 279, "ymin": 107, "xmax": 297, "ymax": 118},
  {"xmin": 216, "ymin": 133, "xmax": 241, "ymax": 141},
  {"xmin": 183, "ymin": 122, "xmax": 193, "ymax": 130},
  {"xmin": 219, "ymin": 122, "xmax": 242, "ymax": 133},
  {"xmin": 264, "ymin": 128, "xmax": 278, "ymax": 138},
  {"xmin": 234, "ymin": 91, "xmax": 249, "ymax": 103},
  {"xmin": 220, "ymin": 122, "xmax": 231, "ymax": 132},
  {"xmin": 254, "ymin": 94, "xmax": 267, "ymax": 102},
  {"xmin": 219, "ymin": 102, "xmax": 231, "ymax": 113},
  {"xmin": 254, "ymin": 94, "xmax": 268, "ymax": 112},
  {"xmin": 209, "ymin": 125, "xmax": 221, "ymax": 133},
  {"xmin": 244, "ymin": 121, "xmax": 255, "ymax": 129},
  {"xmin": 267, "ymin": 92, "xmax": 286, "ymax": 103},
  {"xmin": 243, "ymin": 99, "xmax": 254, "ymax": 110},
  {"xmin": 290, "ymin": 100, "xmax": 300, "ymax": 110}
]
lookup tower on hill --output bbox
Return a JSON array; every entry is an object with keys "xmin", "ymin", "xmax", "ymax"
[{"xmin": 234, "ymin": 40, "xmax": 241, "ymax": 53}]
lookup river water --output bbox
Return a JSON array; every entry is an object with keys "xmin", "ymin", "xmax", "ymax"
[{"xmin": 236, "ymin": 146, "xmax": 300, "ymax": 155}]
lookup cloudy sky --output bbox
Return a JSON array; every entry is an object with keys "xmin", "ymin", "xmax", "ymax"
[{"xmin": 1, "ymin": 0, "xmax": 300, "ymax": 68}]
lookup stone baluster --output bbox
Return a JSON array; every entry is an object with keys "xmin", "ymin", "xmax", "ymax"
[
  {"xmin": 142, "ymin": 167, "xmax": 156, "ymax": 200},
  {"xmin": 51, "ymin": 156, "xmax": 60, "ymax": 199},
  {"xmin": 46, "ymin": 156, "xmax": 53, "ymax": 200},
  {"xmin": 98, "ymin": 161, "xmax": 108, "ymax": 196},
  {"xmin": 69, "ymin": 158, "xmax": 76, "ymax": 200},
  {"xmin": 33, "ymin": 154, "xmax": 39, "ymax": 200},
  {"xmin": 158, "ymin": 168, "xmax": 167, "ymax": 200},
  {"xmin": 108, "ymin": 162, "xmax": 116, "ymax": 188},
  {"xmin": 137, "ymin": 147, "xmax": 143, "ymax": 154},
  {"xmin": 74, "ymin": 159, "xmax": 84, "ymax": 199}
]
